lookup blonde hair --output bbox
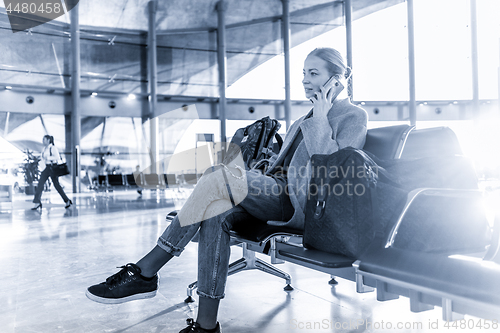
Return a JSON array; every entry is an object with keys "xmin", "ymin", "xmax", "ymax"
[{"xmin": 308, "ymin": 48, "xmax": 351, "ymax": 80}]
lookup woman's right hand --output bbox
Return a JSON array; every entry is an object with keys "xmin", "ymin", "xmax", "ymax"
[{"xmin": 310, "ymin": 78, "xmax": 336, "ymax": 118}]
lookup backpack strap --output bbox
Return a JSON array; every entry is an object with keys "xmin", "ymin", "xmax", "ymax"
[
  {"xmin": 274, "ymin": 133, "xmax": 283, "ymax": 151},
  {"xmin": 220, "ymin": 167, "xmax": 236, "ymax": 207}
]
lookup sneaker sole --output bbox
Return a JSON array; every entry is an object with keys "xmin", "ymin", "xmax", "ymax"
[{"xmin": 85, "ymin": 289, "xmax": 157, "ymax": 304}]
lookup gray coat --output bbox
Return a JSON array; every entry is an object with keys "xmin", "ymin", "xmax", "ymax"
[{"xmin": 265, "ymin": 98, "xmax": 368, "ymax": 230}]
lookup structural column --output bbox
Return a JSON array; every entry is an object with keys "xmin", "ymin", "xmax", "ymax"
[
  {"xmin": 470, "ymin": 0, "xmax": 480, "ymax": 122},
  {"xmin": 281, "ymin": 0, "xmax": 292, "ymax": 130},
  {"xmin": 4, "ymin": 112, "xmax": 9, "ymax": 135},
  {"xmin": 217, "ymin": 1, "xmax": 227, "ymax": 159},
  {"xmin": 148, "ymin": 0, "xmax": 159, "ymax": 173},
  {"xmin": 406, "ymin": 0, "xmax": 417, "ymax": 126},
  {"xmin": 70, "ymin": 1, "xmax": 81, "ymax": 193},
  {"xmin": 344, "ymin": 0, "xmax": 353, "ymax": 101}
]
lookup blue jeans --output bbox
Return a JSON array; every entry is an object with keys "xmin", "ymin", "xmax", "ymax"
[{"xmin": 157, "ymin": 169, "xmax": 294, "ymax": 299}]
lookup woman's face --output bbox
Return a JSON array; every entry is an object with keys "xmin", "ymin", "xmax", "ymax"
[
  {"xmin": 43, "ymin": 137, "xmax": 49, "ymax": 146},
  {"xmin": 302, "ymin": 55, "xmax": 332, "ymax": 99}
]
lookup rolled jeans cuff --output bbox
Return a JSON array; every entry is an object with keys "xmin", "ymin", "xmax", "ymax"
[
  {"xmin": 197, "ymin": 289, "xmax": 225, "ymax": 300},
  {"xmin": 157, "ymin": 236, "xmax": 184, "ymax": 257}
]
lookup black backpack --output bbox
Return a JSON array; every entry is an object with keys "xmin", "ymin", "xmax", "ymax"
[
  {"xmin": 223, "ymin": 116, "xmax": 283, "ymax": 170},
  {"xmin": 303, "ymin": 148, "xmax": 406, "ymax": 258},
  {"xmin": 303, "ymin": 147, "xmax": 490, "ymax": 258}
]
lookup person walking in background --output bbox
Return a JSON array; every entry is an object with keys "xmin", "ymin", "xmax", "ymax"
[
  {"xmin": 133, "ymin": 165, "xmax": 143, "ymax": 195},
  {"xmin": 31, "ymin": 135, "xmax": 72, "ymax": 210}
]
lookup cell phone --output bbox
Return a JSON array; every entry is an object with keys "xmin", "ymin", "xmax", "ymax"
[{"xmin": 310, "ymin": 75, "xmax": 344, "ymax": 103}]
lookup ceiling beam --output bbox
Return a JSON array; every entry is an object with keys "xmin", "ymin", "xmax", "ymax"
[
  {"xmin": 0, "ymin": 1, "xmax": 345, "ymax": 36},
  {"xmin": 0, "ymin": 86, "xmax": 490, "ymax": 122}
]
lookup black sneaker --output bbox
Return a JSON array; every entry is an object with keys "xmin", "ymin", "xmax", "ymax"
[
  {"xmin": 85, "ymin": 263, "xmax": 158, "ymax": 304},
  {"xmin": 179, "ymin": 319, "xmax": 221, "ymax": 333}
]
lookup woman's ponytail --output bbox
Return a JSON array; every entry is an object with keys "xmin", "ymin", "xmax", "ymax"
[{"xmin": 43, "ymin": 134, "xmax": 54, "ymax": 145}]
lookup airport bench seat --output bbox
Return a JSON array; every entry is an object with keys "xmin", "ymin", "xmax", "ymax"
[
  {"xmin": 355, "ymin": 187, "xmax": 498, "ymax": 321},
  {"xmin": 357, "ymin": 241, "xmax": 500, "ymax": 320},
  {"xmin": 97, "ymin": 174, "xmax": 127, "ymax": 192},
  {"xmin": 181, "ymin": 124, "xmax": 496, "ymax": 320},
  {"xmin": 125, "ymin": 174, "xmax": 138, "ymax": 187},
  {"xmin": 97, "ymin": 173, "xmax": 179, "ymax": 192},
  {"xmin": 108, "ymin": 174, "xmax": 125, "ymax": 187},
  {"xmin": 142, "ymin": 173, "xmax": 164, "ymax": 189}
]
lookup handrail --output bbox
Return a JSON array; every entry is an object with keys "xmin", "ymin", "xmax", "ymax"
[{"xmin": 385, "ymin": 188, "xmax": 484, "ymax": 248}]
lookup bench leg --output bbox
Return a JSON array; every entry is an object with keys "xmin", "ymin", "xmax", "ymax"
[
  {"xmin": 254, "ymin": 258, "xmax": 293, "ymax": 291},
  {"xmin": 184, "ymin": 257, "xmax": 250, "ymax": 304},
  {"xmin": 376, "ymin": 281, "xmax": 399, "ymax": 301},
  {"xmin": 442, "ymin": 298, "xmax": 464, "ymax": 321},
  {"xmin": 184, "ymin": 281, "xmax": 197, "ymax": 303},
  {"xmin": 355, "ymin": 274, "xmax": 374, "ymax": 293},
  {"xmin": 227, "ymin": 257, "xmax": 248, "ymax": 275},
  {"xmin": 237, "ymin": 243, "xmax": 293, "ymax": 291},
  {"xmin": 184, "ymin": 242, "xmax": 293, "ymax": 302},
  {"xmin": 270, "ymin": 238, "xmax": 285, "ymax": 265},
  {"xmin": 352, "ymin": 261, "xmax": 374, "ymax": 293},
  {"xmin": 409, "ymin": 290, "xmax": 434, "ymax": 312}
]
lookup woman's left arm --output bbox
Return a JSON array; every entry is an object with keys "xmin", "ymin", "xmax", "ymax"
[{"xmin": 299, "ymin": 108, "xmax": 368, "ymax": 156}]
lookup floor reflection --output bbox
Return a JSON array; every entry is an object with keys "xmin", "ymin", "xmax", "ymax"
[{"xmin": 1, "ymin": 189, "xmax": 446, "ymax": 333}]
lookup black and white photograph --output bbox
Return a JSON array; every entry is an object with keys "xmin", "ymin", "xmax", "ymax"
[{"xmin": 0, "ymin": 0, "xmax": 499, "ymax": 332}]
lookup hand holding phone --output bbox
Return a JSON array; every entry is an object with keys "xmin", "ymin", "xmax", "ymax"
[
  {"xmin": 310, "ymin": 75, "xmax": 344, "ymax": 104},
  {"xmin": 310, "ymin": 75, "xmax": 344, "ymax": 118}
]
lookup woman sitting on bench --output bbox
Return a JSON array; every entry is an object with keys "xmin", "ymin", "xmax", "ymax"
[{"xmin": 86, "ymin": 47, "xmax": 368, "ymax": 333}]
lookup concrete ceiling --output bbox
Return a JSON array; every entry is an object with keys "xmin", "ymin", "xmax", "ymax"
[
  {"xmin": 0, "ymin": 0, "xmax": 403, "ymax": 97},
  {"xmin": 0, "ymin": 0, "xmax": 406, "ymax": 160}
]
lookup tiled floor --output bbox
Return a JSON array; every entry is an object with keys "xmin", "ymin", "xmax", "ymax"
[{"xmin": 0, "ymin": 189, "xmax": 481, "ymax": 333}]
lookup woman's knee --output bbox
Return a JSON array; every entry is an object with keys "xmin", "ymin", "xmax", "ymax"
[
  {"xmin": 199, "ymin": 204, "xmax": 244, "ymax": 235},
  {"xmin": 198, "ymin": 168, "xmax": 224, "ymax": 188},
  {"xmin": 202, "ymin": 200, "xmax": 233, "ymax": 222}
]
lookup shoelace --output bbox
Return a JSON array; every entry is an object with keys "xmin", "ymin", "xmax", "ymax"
[
  {"xmin": 105, "ymin": 264, "xmax": 138, "ymax": 287},
  {"xmin": 182, "ymin": 319, "xmax": 218, "ymax": 333},
  {"xmin": 184, "ymin": 319, "xmax": 200, "ymax": 332},
  {"xmin": 179, "ymin": 318, "xmax": 219, "ymax": 333}
]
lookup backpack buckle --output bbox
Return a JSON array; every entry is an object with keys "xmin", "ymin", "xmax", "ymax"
[{"xmin": 314, "ymin": 200, "xmax": 325, "ymax": 219}]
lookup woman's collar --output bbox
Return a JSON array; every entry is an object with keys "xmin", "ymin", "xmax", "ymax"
[
  {"xmin": 307, "ymin": 97, "xmax": 349, "ymax": 118},
  {"xmin": 332, "ymin": 97, "xmax": 348, "ymax": 106}
]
